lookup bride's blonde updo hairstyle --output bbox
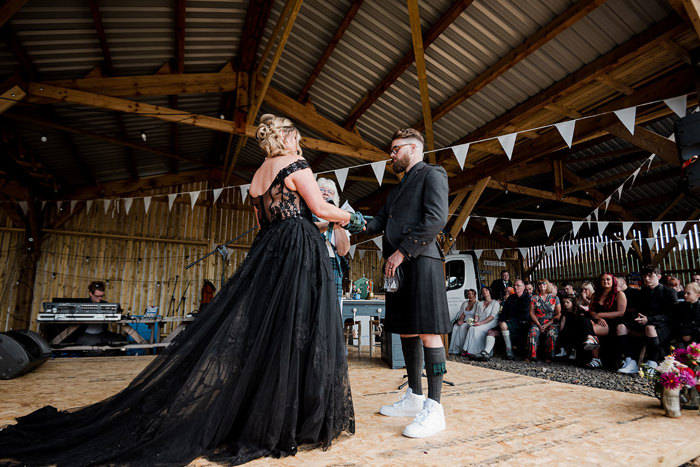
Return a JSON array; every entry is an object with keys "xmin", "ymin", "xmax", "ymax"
[{"xmin": 256, "ymin": 113, "xmax": 302, "ymax": 158}]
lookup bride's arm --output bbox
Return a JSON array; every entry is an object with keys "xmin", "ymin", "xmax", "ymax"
[{"xmin": 288, "ymin": 168, "xmax": 351, "ymax": 224}]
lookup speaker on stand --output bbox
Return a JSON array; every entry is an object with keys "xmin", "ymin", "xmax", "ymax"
[{"xmin": 0, "ymin": 329, "xmax": 52, "ymax": 380}]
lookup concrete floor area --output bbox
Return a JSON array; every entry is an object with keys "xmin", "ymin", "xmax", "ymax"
[{"xmin": 1, "ymin": 350, "xmax": 699, "ymax": 466}]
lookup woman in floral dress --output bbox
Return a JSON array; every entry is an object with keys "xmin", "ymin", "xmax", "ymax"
[{"xmin": 527, "ymin": 279, "xmax": 561, "ymax": 362}]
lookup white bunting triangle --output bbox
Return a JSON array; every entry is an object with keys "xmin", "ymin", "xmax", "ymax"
[
  {"xmin": 675, "ymin": 233, "xmax": 687, "ymax": 249},
  {"xmin": 554, "ymin": 120, "xmax": 575, "ymax": 148},
  {"xmin": 189, "ymin": 191, "xmax": 200, "ymax": 210},
  {"xmin": 518, "ymin": 247, "xmax": 529, "ymax": 259},
  {"xmin": 614, "ymin": 106, "xmax": 636, "ymax": 135},
  {"xmin": 498, "ymin": 133, "xmax": 517, "ymax": 160},
  {"xmin": 592, "ymin": 208, "xmax": 599, "ymax": 221},
  {"xmin": 124, "ymin": 198, "xmax": 133, "ymax": 215},
  {"xmin": 358, "ymin": 249, "xmax": 365, "ymax": 259},
  {"xmin": 494, "ymin": 249, "xmax": 504, "ymax": 260},
  {"xmin": 240, "ymin": 184, "xmax": 250, "ymax": 203},
  {"xmin": 543, "ymin": 220, "xmax": 554, "ymax": 236},
  {"xmin": 630, "ymin": 167, "xmax": 641, "ymax": 185},
  {"xmin": 452, "ymin": 143, "xmax": 470, "ymax": 170},
  {"xmin": 371, "ymin": 161, "xmax": 386, "ymax": 186},
  {"xmin": 212, "ymin": 188, "xmax": 223, "ymax": 205},
  {"xmin": 86, "ymin": 200, "xmax": 93, "ymax": 212},
  {"xmin": 70, "ymin": 200, "xmax": 78, "ymax": 213},
  {"xmin": 664, "ymin": 95, "xmax": 687, "ymax": 118},
  {"xmin": 334, "ymin": 167, "xmax": 349, "ymax": 191},
  {"xmin": 462, "ymin": 216, "xmax": 470, "ymax": 232},
  {"xmin": 104, "ymin": 199, "xmax": 112, "ymax": 214},
  {"xmin": 143, "ymin": 196, "xmax": 152, "ymax": 214},
  {"xmin": 544, "ymin": 246, "xmax": 554, "ymax": 255},
  {"xmin": 651, "ymin": 222, "xmax": 663, "ymax": 236},
  {"xmin": 644, "ymin": 154, "xmax": 655, "ymax": 171},
  {"xmin": 474, "ymin": 249, "xmax": 483, "ymax": 259},
  {"xmin": 41, "ymin": 200, "xmax": 47, "ymax": 211},
  {"xmin": 348, "ymin": 244, "xmax": 356, "ymax": 259},
  {"xmin": 603, "ymin": 196, "xmax": 611, "ymax": 213},
  {"xmin": 375, "ymin": 249, "xmax": 382, "ymax": 259},
  {"xmin": 314, "ymin": 173, "xmax": 318, "ymax": 181},
  {"xmin": 585, "ymin": 215, "xmax": 592, "ymax": 230},
  {"xmin": 620, "ymin": 239, "xmax": 633, "ymax": 254},
  {"xmin": 572, "ymin": 221, "xmax": 583, "ymax": 237},
  {"xmin": 17, "ymin": 201, "xmax": 28, "ymax": 215},
  {"xmin": 675, "ymin": 221, "xmax": 686, "ymax": 235},
  {"xmin": 167, "ymin": 194, "xmax": 177, "ymax": 212},
  {"xmin": 646, "ymin": 237, "xmax": 656, "ymax": 250},
  {"xmin": 341, "ymin": 200, "xmax": 354, "ymax": 213},
  {"xmin": 616, "ymin": 184, "xmax": 624, "ymax": 201},
  {"xmin": 598, "ymin": 221, "xmax": 609, "ymax": 236},
  {"xmin": 486, "ymin": 217, "xmax": 497, "ymax": 234},
  {"xmin": 595, "ymin": 242, "xmax": 605, "ymax": 254},
  {"xmin": 622, "ymin": 221, "xmax": 633, "ymax": 238},
  {"xmin": 570, "ymin": 244, "xmax": 580, "ymax": 256},
  {"xmin": 372, "ymin": 236, "xmax": 382, "ymax": 251},
  {"xmin": 511, "ymin": 218, "xmax": 522, "ymax": 235}
]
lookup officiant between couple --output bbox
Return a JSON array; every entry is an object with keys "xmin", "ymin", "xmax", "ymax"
[{"xmin": 364, "ymin": 128, "xmax": 451, "ymax": 439}]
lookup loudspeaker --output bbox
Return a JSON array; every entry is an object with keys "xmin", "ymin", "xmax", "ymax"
[
  {"xmin": 674, "ymin": 111, "xmax": 700, "ymax": 192},
  {"xmin": 0, "ymin": 330, "xmax": 51, "ymax": 380}
]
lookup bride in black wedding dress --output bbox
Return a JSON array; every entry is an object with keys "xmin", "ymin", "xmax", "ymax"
[{"xmin": 0, "ymin": 113, "xmax": 363, "ymax": 466}]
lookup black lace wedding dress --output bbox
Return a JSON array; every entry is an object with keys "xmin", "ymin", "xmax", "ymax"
[{"xmin": 0, "ymin": 159, "xmax": 355, "ymax": 466}]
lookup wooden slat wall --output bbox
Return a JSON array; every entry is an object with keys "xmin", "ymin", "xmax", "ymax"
[
  {"xmin": 526, "ymin": 225, "xmax": 700, "ymax": 287},
  {"xmin": 0, "ymin": 183, "xmax": 259, "ymax": 333},
  {"xmin": 0, "ymin": 217, "xmax": 24, "ymax": 331}
]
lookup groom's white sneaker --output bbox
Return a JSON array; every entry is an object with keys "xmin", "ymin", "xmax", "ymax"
[
  {"xmin": 402, "ymin": 398, "xmax": 446, "ymax": 438},
  {"xmin": 379, "ymin": 387, "xmax": 425, "ymax": 417}
]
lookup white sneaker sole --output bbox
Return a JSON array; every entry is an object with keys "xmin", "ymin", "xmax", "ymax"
[{"xmin": 402, "ymin": 423, "xmax": 446, "ymax": 438}]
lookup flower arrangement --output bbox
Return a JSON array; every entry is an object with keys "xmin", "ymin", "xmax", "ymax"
[
  {"xmin": 641, "ymin": 343, "xmax": 700, "ymax": 413},
  {"xmin": 640, "ymin": 343, "xmax": 699, "ymax": 390}
]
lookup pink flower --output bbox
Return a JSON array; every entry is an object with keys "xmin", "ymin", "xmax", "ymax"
[{"xmin": 660, "ymin": 372, "xmax": 681, "ymax": 390}]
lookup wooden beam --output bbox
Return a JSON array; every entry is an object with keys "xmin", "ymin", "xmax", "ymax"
[
  {"xmin": 486, "ymin": 179, "xmax": 623, "ymax": 212},
  {"xmin": 606, "ymin": 124, "xmax": 679, "ymax": 166},
  {"xmin": 237, "ymin": 0, "xmax": 274, "ymax": 72},
  {"xmin": 88, "ymin": 0, "xmax": 115, "ymax": 75},
  {"xmin": 416, "ymin": 0, "xmax": 607, "ymax": 130},
  {"xmin": 298, "ymin": 0, "xmax": 363, "ymax": 102},
  {"xmin": 445, "ymin": 176, "xmax": 491, "ymax": 253},
  {"xmin": 225, "ymin": 0, "xmax": 303, "ymax": 182},
  {"xmin": 553, "ymin": 158, "xmax": 563, "ymax": 200},
  {"xmin": 654, "ymin": 208, "xmax": 700, "ymax": 262},
  {"xmin": 299, "ymin": 137, "xmax": 387, "ymax": 161},
  {"xmin": 0, "ymin": 84, "xmax": 24, "ymax": 114},
  {"xmin": 0, "ymin": 0, "xmax": 27, "ymax": 30},
  {"xmin": 344, "ymin": 0, "xmax": 473, "ymax": 128},
  {"xmin": 448, "ymin": 15, "xmax": 686, "ymax": 147},
  {"xmin": 681, "ymin": 0, "xmax": 700, "ymax": 41},
  {"xmin": 407, "ymin": 0, "xmax": 434, "ymax": 156},
  {"xmin": 595, "ymin": 73, "xmax": 634, "ymax": 95},
  {"xmin": 0, "ymin": 24, "xmax": 35, "ymax": 80},
  {"xmin": 656, "ymin": 192, "xmax": 686, "ymax": 220},
  {"xmin": 174, "ymin": 0, "xmax": 186, "ymax": 74}
]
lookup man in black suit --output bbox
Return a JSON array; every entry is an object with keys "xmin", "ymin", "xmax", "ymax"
[
  {"xmin": 489, "ymin": 270, "xmax": 513, "ymax": 302},
  {"xmin": 365, "ymin": 128, "xmax": 450, "ymax": 439}
]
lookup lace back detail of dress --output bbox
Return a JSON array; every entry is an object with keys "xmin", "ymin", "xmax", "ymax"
[{"xmin": 256, "ymin": 159, "xmax": 312, "ymax": 228}]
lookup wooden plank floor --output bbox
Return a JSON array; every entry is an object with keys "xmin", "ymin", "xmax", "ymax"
[{"xmin": 1, "ymin": 350, "xmax": 699, "ymax": 466}]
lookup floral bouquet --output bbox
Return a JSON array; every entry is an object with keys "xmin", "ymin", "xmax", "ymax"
[{"xmin": 640, "ymin": 342, "xmax": 700, "ymax": 410}]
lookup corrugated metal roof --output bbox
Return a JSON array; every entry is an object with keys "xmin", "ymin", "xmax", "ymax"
[{"xmin": 0, "ymin": 0, "xmax": 695, "ymax": 244}]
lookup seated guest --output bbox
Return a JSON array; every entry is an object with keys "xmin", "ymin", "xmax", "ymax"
[
  {"xmin": 693, "ymin": 272, "xmax": 700, "ymax": 285},
  {"xmin": 489, "ymin": 270, "xmax": 512, "ymax": 302},
  {"xmin": 577, "ymin": 281, "xmax": 594, "ymax": 314},
  {"xmin": 616, "ymin": 275, "xmax": 639, "ymax": 318},
  {"xmin": 524, "ymin": 281, "xmax": 534, "ymax": 295},
  {"xmin": 558, "ymin": 282, "xmax": 577, "ymax": 301},
  {"xmin": 580, "ymin": 273, "xmax": 627, "ymax": 368},
  {"xmin": 483, "ymin": 280, "xmax": 530, "ymax": 360},
  {"xmin": 617, "ymin": 265, "xmax": 678, "ymax": 374},
  {"xmin": 461, "ymin": 287, "xmax": 500, "ymax": 358},
  {"xmin": 674, "ymin": 282, "xmax": 700, "ymax": 346},
  {"xmin": 554, "ymin": 294, "xmax": 577, "ymax": 359},
  {"xmin": 667, "ymin": 276, "xmax": 685, "ymax": 301},
  {"xmin": 527, "ymin": 279, "xmax": 561, "ymax": 363},
  {"xmin": 448, "ymin": 289, "xmax": 477, "ymax": 355}
]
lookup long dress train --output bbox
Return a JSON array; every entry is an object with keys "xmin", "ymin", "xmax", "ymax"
[{"xmin": 0, "ymin": 159, "xmax": 355, "ymax": 466}]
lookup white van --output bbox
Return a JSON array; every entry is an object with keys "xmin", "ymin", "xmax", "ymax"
[{"xmin": 444, "ymin": 251, "xmax": 481, "ymax": 322}]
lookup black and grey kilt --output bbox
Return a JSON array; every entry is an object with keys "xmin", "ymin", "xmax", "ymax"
[{"xmin": 384, "ymin": 255, "xmax": 451, "ymax": 335}]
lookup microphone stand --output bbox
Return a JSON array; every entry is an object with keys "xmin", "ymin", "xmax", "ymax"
[{"xmin": 185, "ymin": 226, "xmax": 258, "ymax": 290}]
